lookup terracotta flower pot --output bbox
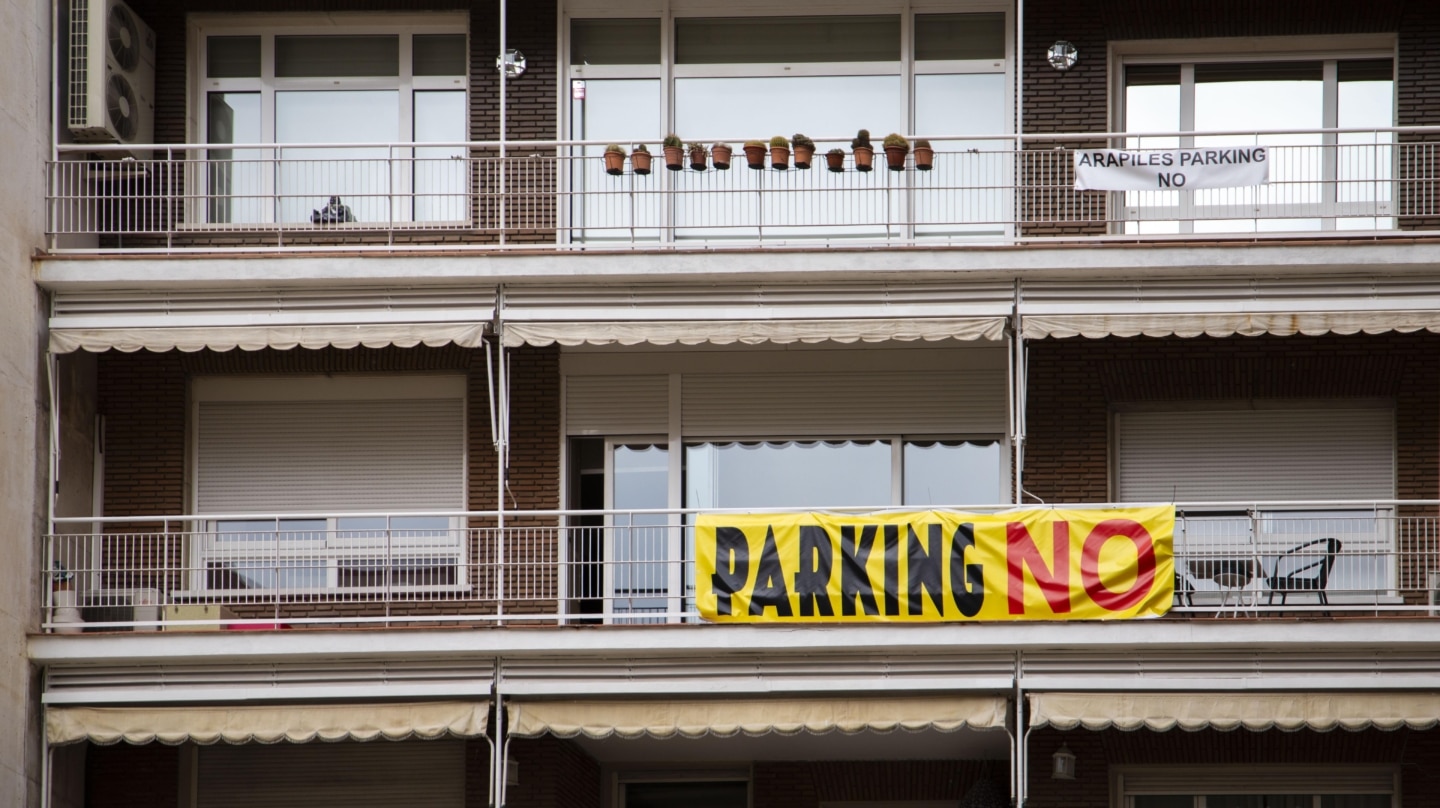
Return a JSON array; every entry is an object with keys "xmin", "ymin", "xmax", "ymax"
[
  {"xmin": 712, "ymin": 145, "xmax": 733, "ymax": 170},
  {"xmin": 885, "ymin": 145, "xmax": 908, "ymax": 171},
  {"xmin": 630, "ymin": 150, "xmax": 652, "ymax": 175},
  {"xmin": 663, "ymin": 145, "xmax": 684, "ymax": 171},
  {"xmin": 853, "ymin": 146, "xmax": 874, "ymax": 172},
  {"xmin": 743, "ymin": 144, "xmax": 767, "ymax": 170},
  {"xmin": 770, "ymin": 146, "xmax": 790, "ymax": 170},
  {"xmin": 826, "ymin": 151, "xmax": 845, "ymax": 172},
  {"xmin": 793, "ymin": 144, "xmax": 815, "ymax": 170},
  {"xmin": 689, "ymin": 148, "xmax": 708, "ymax": 171},
  {"xmin": 604, "ymin": 151, "xmax": 625, "ymax": 176},
  {"xmin": 913, "ymin": 145, "xmax": 934, "ymax": 171}
]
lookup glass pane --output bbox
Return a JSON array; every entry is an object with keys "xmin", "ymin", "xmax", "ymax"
[
  {"xmin": 684, "ymin": 441, "xmax": 892, "ymax": 509},
  {"xmin": 571, "ymin": 79, "xmax": 662, "ymax": 242},
  {"xmin": 1194, "ymin": 62, "xmax": 1324, "ymax": 232},
  {"xmin": 1337, "ymin": 62, "xmax": 1395, "ymax": 229},
  {"xmin": 903, "ymin": 441, "xmax": 1003, "ymax": 506},
  {"xmin": 624, "ymin": 781, "xmax": 748, "ymax": 808},
  {"xmin": 338, "ymin": 557, "xmax": 457, "ymax": 587},
  {"xmin": 613, "ymin": 445, "xmax": 671, "ymax": 616},
  {"xmin": 206, "ymin": 92, "xmax": 266, "ymax": 224},
  {"xmin": 1206, "ymin": 797, "xmax": 1310, "ymax": 808},
  {"xmin": 275, "ymin": 35, "xmax": 399, "ymax": 77},
  {"xmin": 571, "ymin": 18, "xmax": 661, "ymax": 65},
  {"xmin": 1133, "ymin": 797, "xmax": 1194, "ymax": 808},
  {"xmin": 673, "ymin": 75, "xmax": 902, "ymax": 241},
  {"xmin": 275, "ymin": 90, "xmax": 400, "ymax": 223},
  {"xmin": 215, "ymin": 519, "xmax": 327, "ymax": 542},
  {"xmin": 414, "ymin": 90, "xmax": 468, "ymax": 222},
  {"xmin": 914, "ymin": 13, "xmax": 1006, "ymax": 61},
  {"xmin": 209, "ymin": 561, "xmax": 328, "ymax": 590},
  {"xmin": 913, "ymin": 73, "xmax": 1010, "ymax": 236},
  {"xmin": 1321, "ymin": 796, "xmax": 1392, "ymax": 808},
  {"xmin": 1122, "ymin": 74, "xmax": 1181, "ymax": 234},
  {"xmin": 413, "ymin": 34, "xmax": 466, "ymax": 76},
  {"xmin": 675, "ymin": 16, "xmax": 900, "ymax": 64},
  {"xmin": 207, "ymin": 36, "xmax": 260, "ymax": 78}
]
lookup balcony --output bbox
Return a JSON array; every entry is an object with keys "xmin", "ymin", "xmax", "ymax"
[
  {"xmin": 45, "ymin": 127, "xmax": 1440, "ymax": 254},
  {"xmin": 41, "ymin": 503, "xmax": 1440, "ymax": 632}
]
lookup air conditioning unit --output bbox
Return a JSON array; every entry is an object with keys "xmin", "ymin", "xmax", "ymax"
[
  {"xmin": 67, "ymin": 0, "xmax": 156, "ymax": 158},
  {"xmin": 81, "ymin": 587, "xmax": 162, "ymax": 630}
]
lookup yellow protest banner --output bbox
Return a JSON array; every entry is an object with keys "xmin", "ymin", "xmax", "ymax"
[{"xmin": 695, "ymin": 506, "xmax": 1174, "ymax": 623}]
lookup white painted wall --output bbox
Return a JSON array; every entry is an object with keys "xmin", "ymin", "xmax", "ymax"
[{"xmin": 0, "ymin": 0, "xmax": 50, "ymax": 805}]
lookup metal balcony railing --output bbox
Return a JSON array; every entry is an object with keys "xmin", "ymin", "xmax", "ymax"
[
  {"xmin": 44, "ymin": 128, "xmax": 1440, "ymax": 253},
  {"xmin": 40, "ymin": 503, "xmax": 1440, "ymax": 632}
]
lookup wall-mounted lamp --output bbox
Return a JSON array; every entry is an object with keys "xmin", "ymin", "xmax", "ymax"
[
  {"xmin": 1051, "ymin": 743, "xmax": 1077, "ymax": 780},
  {"xmin": 498, "ymin": 48, "xmax": 527, "ymax": 78},
  {"xmin": 1047, "ymin": 40, "xmax": 1079, "ymax": 71}
]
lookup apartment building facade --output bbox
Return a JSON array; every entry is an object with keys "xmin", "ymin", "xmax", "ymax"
[{"xmin": 23, "ymin": 0, "xmax": 1440, "ymax": 807}]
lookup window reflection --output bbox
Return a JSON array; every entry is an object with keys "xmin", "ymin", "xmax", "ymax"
[
  {"xmin": 903, "ymin": 440, "xmax": 1003, "ymax": 506},
  {"xmin": 685, "ymin": 440, "xmax": 892, "ymax": 510},
  {"xmin": 276, "ymin": 90, "xmax": 400, "ymax": 224},
  {"xmin": 613, "ymin": 444, "xmax": 670, "ymax": 617}
]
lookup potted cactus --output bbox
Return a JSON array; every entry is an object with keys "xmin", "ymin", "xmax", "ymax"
[
  {"xmin": 851, "ymin": 129, "xmax": 874, "ymax": 172},
  {"xmin": 883, "ymin": 133, "xmax": 910, "ymax": 171},
  {"xmin": 663, "ymin": 134, "xmax": 685, "ymax": 171},
  {"xmin": 630, "ymin": 144, "xmax": 652, "ymax": 175},
  {"xmin": 826, "ymin": 148, "xmax": 846, "ymax": 173},
  {"xmin": 743, "ymin": 140, "xmax": 767, "ymax": 170},
  {"xmin": 604, "ymin": 144, "xmax": 626, "ymax": 176},
  {"xmin": 688, "ymin": 142, "xmax": 709, "ymax": 171},
  {"xmin": 792, "ymin": 134, "xmax": 816, "ymax": 169},
  {"xmin": 769, "ymin": 136, "xmax": 791, "ymax": 170},
  {"xmin": 712, "ymin": 142, "xmax": 733, "ymax": 170},
  {"xmin": 913, "ymin": 138, "xmax": 934, "ymax": 171}
]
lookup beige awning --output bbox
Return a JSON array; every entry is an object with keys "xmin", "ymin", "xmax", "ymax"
[
  {"xmin": 1021, "ymin": 311, "xmax": 1440, "ymax": 341},
  {"xmin": 502, "ymin": 317, "xmax": 1008, "ymax": 348},
  {"xmin": 47, "ymin": 701, "xmax": 489, "ymax": 746},
  {"xmin": 1028, "ymin": 692, "xmax": 1440, "ymax": 732},
  {"xmin": 48, "ymin": 323, "xmax": 489, "ymax": 354},
  {"xmin": 508, "ymin": 696, "xmax": 1008, "ymax": 739}
]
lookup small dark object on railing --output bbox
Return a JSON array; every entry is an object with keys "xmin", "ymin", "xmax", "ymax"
[{"xmin": 310, "ymin": 196, "xmax": 356, "ymax": 225}]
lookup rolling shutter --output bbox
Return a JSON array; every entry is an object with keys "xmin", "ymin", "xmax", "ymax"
[
  {"xmin": 681, "ymin": 370, "xmax": 1007, "ymax": 437},
  {"xmin": 1114, "ymin": 407, "xmax": 1394, "ymax": 502},
  {"xmin": 196, "ymin": 396, "xmax": 466, "ymax": 514},
  {"xmin": 197, "ymin": 739, "xmax": 465, "ymax": 808},
  {"xmin": 566, "ymin": 375, "xmax": 669, "ymax": 435}
]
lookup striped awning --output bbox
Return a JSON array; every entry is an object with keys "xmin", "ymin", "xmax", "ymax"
[
  {"xmin": 47, "ymin": 701, "xmax": 490, "ymax": 745},
  {"xmin": 508, "ymin": 696, "xmax": 1008, "ymax": 739},
  {"xmin": 1028, "ymin": 692, "xmax": 1440, "ymax": 732}
]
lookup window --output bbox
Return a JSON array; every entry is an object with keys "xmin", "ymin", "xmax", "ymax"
[
  {"xmin": 194, "ymin": 15, "xmax": 469, "ymax": 225},
  {"xmin": 566, "ymin": 8, "xmax": 1011, "ymax": 242},
  {"xmin": 1113, "ymin": 404, "xmax": 1397, "ymax": 603},
  {"xmin": 618, "ymin": 775, "xmax": 750, "ymax": 808},
  {"xmin": 190, "ymin": 374, "xmax": 467, "ymax": 593},
  {"xmin": 1116, "ymin": 38, "xmax": 1395, "ymax": 233},
  {"xmin": 1115, "ymin": 766, "xmax": 1397, "ymax": 808}
]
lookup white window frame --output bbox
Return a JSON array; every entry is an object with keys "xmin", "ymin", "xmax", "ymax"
[
  {"xmin": 187, "ymin": 13, "xmax": 470, "ymax": 227},
  {"xmin": 1109, "ymin": 34, "xmax": 1398, "ymax": 234},
  {"xmin": 1111, "ymin": 764, "xmax": 1400, "ymax": 808},
  {"xmin": 186, "ymin": 373, "xmax": 469, "ymax": 596},
  {"xmin": 558, "ymin": 1, "xmax": 1014, "ymax": 242}
]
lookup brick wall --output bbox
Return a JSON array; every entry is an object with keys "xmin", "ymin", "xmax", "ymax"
[
  {"xmin": 503, "ymin": 737, "xmax": 600, "ymax": 808},
  {"xmin": 752, "ymin": 760, "xmax": 1006, "ymax": 808},
  {"xmin": 85, "ymin": 742, "xmax": 178, "ymax": 808},
  {"xmin": 1026, "ymin": 726, "xmax": 1436, "ymax": 808},
  {"xmin": 94, "ymin": 342, "xmax": 562, "ymax": 621}
]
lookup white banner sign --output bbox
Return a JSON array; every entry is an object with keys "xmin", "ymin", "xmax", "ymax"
[{"xmin": 1074, "ymin": 147, "xmax": 1270, "ymax": 191}]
